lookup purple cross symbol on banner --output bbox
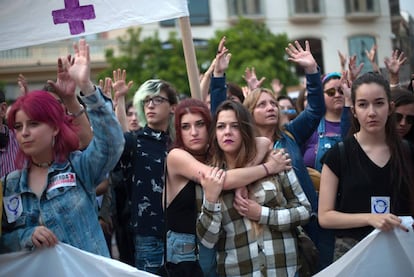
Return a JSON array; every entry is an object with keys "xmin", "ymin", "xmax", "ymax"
[{"xmin": 52, "ymin": 0, "xmax": 96, "ymax": 35}]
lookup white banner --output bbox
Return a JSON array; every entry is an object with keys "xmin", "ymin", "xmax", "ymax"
[
  {"xmin": 315, "ymin": 216, "xmax": 414, "ymax": 276},
  {"xmin": 0, "ymin": 242, "xmax": 158, "ymax": 276},
  {"xmin": 0, "ymin": 0, "xmax": 189, "ymax": 51}
]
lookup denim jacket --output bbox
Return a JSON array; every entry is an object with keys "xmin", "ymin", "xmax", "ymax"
[{"xmin": 0, "ymin": 88, "xmax": 125, "ymax": 257}]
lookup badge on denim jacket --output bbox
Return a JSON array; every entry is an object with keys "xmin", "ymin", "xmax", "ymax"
[{"xmin": 4, "ymin": 194, "xmax": 23, "ymax": 223}]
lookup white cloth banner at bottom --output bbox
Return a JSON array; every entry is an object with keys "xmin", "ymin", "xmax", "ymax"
[
  {"xmin": 0, "ymin": 242, "xmax": 157, "ymax": 277},
  {"xmin": 315, "ymin": 216, "xmax": 414, "ymax": 277}
]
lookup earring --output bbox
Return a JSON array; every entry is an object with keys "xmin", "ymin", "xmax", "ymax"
[{"xmin": 52, "ymin": 136, "xmax": 55, "ymax": 147}]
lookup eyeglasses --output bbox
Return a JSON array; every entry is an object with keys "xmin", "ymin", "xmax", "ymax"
[
  {"xmin": 395, "ymin": 113, "xmax": 414, "ymax": 124},
  {"xmin": 324, "ymin": 87, "xmax": 343, "ymax": 97},
  {"xmin": 142, "ymin": 96, "xmax": 169, "ymax": 106}
]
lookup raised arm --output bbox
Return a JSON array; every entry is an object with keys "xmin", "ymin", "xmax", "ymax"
[
  {"xmin": 285, "ymin": 40, "xmax": 324, "ymax": 144},
  {"xmin": 365, "ymin": 44, "xmax": 379, "ymax": 73},
  {"xmin": 210, "ymin": 36, "xmax": 231, "ymax": 114},
  {"xmin": 67, "ymin": 39, "xmax": 124, "ymax": 186},
  {"xmin": 112, "ymin": 68, "xmax": 133, "ymax": 132},
  {"xmin": 47, "ymin": 55, "xmax": 93, "ymax": 149},
  {"xmin": 384, "ymin": 49, "xmax": 407, "ymax": 88}
]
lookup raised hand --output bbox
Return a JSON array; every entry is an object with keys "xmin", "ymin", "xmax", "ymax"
[
  {"xmin": 285, "ymin": 40, "xmax": 317, "ymax": 74},
  {"xmin": 17, "ymin": 74, "xmax": 29, "ymax": 95},
  {"xmin": 271, "ymin": 78, "xmax": 284, "ymax": 97},
  {"xmin": 47, "ymin": 56, "xmax": 77, "ymax": 102},
  {"xmin": 337, "ymin": 50, "xmax": 348, "ymax": 71},
  {"xmin": 384, "ymin": 49, "xmax": 406, "ymax": 75},
  {"xmin": 99, "ymin": 77, "xmax": 113, "ymax": 100},
  {"xmin": 112, "ymin": 68, "xmax": 133, "ymax": 103},
  {"xmin": 340, "ymin": 70, "xmax": 352, "ymax": 106},
  {"xmin": 68, "ymin": 39, "xmax": 94, "ymax": 94},
  {"xmin": 214, "ymin": 36, "xmax": 232, "ymax": 77},
  {"xmin": 243, "ymin": 67, "xmax": 266, "ymax": 91},
  {"xmin": 348, "ymin": 55, "xmax": 364, "ymax": 81},
  {"xmin": 365, "ymin": 44, "xmax": 379, "ymax": 73}
]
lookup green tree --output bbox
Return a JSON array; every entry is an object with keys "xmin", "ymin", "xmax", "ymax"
[
  {"xmin": 197, "ymin": 18, "xmax": 298, "ymax": 92},
  {"xmin": 100, "ymin": 18, "xmax": 298, "ymax": 98},
  {"xmin": 98, "ymin": 28, "xmax": 189, "ymax": 100}
]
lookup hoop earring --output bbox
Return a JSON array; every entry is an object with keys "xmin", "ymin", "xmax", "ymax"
[{"xmin": 52, "ymin": 136, "xmax": 55, "ymax": 148}]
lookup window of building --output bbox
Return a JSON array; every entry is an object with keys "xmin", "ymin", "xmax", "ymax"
[
  {"xmin": 227, "ymin": 0, "xmax": 262, "ymax": 17},
  {"xmin": 293, "ymin": 0, "xmax": 321, "ymax": 14},
  {"xmin": 348, "ymin": 35, "xmax": 377, "ymax": 73},
  {"xmin": 345, "ymin": 0, "xmax": 379, "ymax": 14},
  {"xmin": 160, "ymin": 0, "xmax": 210, "ymax": 27}
]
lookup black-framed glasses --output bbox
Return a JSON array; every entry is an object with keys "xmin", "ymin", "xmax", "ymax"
[
  {"xmin": 324, "ymin": 87, "xmax": 343, "ymax": 97},
  {"xmin": 142, "ymin": 96, "xmax": 169, "ymax": 106},
  {"xmin": 395, "ymin": 113, "xmax": 414, "ymax": 124}
]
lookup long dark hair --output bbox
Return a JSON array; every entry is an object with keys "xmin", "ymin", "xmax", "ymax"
[
  {"xmin": 210, "ymin": 101, "xmax": 257, "ymax": 169},
  {"xmin": 351, "ymin": 72, "xmax": 414, "ymax": 214}
]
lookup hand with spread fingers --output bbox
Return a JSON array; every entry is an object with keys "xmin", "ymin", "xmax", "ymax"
[
  {"xmin": 243, "ymin": 67, "xmax": 266, "ymax": 91},
  {"xmin": 285, "ymin": 40, "xmax": 318, "ymax": 74}
]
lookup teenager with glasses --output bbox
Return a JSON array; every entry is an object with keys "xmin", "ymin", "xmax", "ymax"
[
  {"xmin": 318, "ymin": 72, "xmax": 414, "ymax": 260},
  {"xmin": 116, "ymin": 79, "xmax": 178, "ymax": 274}
]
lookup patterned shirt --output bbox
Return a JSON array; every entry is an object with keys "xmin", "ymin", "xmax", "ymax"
[
  {"xmin": 0, "ymin": 127, "xmax": 19, "ymax": 178},
  {"xmin": 197, "ymin": 170, "xmax": 311, "ymax": 277},
  {"xmin": 120, "ymin": 125, "xmax": 169, "ymax": 237}
]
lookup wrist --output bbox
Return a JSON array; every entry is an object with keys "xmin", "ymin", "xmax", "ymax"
[
  {"xmin": 213, "ymin": 71, "xmax": 224, "ymax": 78},
  {"xmin": 262, "ymin": 163, "xmax": 269, "ymax": 176},
  {"xmin": 304, "ymin": 65, "xmax": 318, "ymax": 74},
  {"xmin": 80, "ymin": 81, "xmax": 95, "ymax": 95},
  {"xmin": 67, "ymin": 104, "xmax": 86, "ymax": 118}
]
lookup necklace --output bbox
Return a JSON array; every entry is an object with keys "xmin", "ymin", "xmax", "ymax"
[{"xmin": 31, "ymin": 160, "xmax": 53, "ymax": 168}]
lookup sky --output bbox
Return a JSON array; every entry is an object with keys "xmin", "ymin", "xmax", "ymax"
[{"xmin": 399, "ymin": 0, "xmax": 414, "ymax": 17}]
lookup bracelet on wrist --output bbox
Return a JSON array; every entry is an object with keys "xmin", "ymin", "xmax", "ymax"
[
  {"xmin": 262, "ymin": 163, "xmax": 269, "ymax": 176},
  {"xmin": 390, "ymin": 83, "xmax": 400, "ymax": 88},
  {"xmin": 67, "ymin": 104, "xmax": 86, "ymax": 118}
]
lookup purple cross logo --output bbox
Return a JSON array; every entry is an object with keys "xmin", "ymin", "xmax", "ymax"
[{"xmin": 52, "ymin": 0, "xmax": 96, "ymax": 35}]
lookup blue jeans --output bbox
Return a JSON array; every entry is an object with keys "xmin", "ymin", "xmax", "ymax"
[
  {"xmin": 167, "ymin": 231, "xmax": 197, "ymax": 264},
  {"xmin": 134, "ymin": 234, "xmax": 163, "ymax": 274},
  {"xmin": 198, "ymin": 243, "xmax": 218, "ymax": 277}
]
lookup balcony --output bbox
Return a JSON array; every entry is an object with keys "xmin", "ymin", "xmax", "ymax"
[
  {"xmin": 344, "ymin": 0, "xmax": 380, "ymax": 22},
  {"xmin": 288, "ymin": 0, "xmax": 325, "ymax": 23}
]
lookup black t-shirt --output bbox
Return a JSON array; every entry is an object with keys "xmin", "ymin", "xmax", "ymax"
[{"xmin": 322, "ymin": 136, "xmax": 410, "ymax": 241}]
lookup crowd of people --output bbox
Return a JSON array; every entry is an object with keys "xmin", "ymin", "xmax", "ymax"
[{"xmin": 0, "ymin": 36, "xmax": 414, "ymax": 277}]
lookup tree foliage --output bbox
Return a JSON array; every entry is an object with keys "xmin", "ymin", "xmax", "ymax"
[{"xmin": 99, "ymin": 18, "xmax": 299, "ymax": 99}]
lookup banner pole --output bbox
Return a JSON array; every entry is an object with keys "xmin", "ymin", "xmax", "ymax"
[{"xmin": 178, "ymin": 16, "xmax": 201, "ymax": 100}]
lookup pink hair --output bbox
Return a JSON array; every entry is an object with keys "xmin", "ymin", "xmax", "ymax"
[{"xmin": 7, "ymin": 91, "xmax": 79, "ymax": 168}]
